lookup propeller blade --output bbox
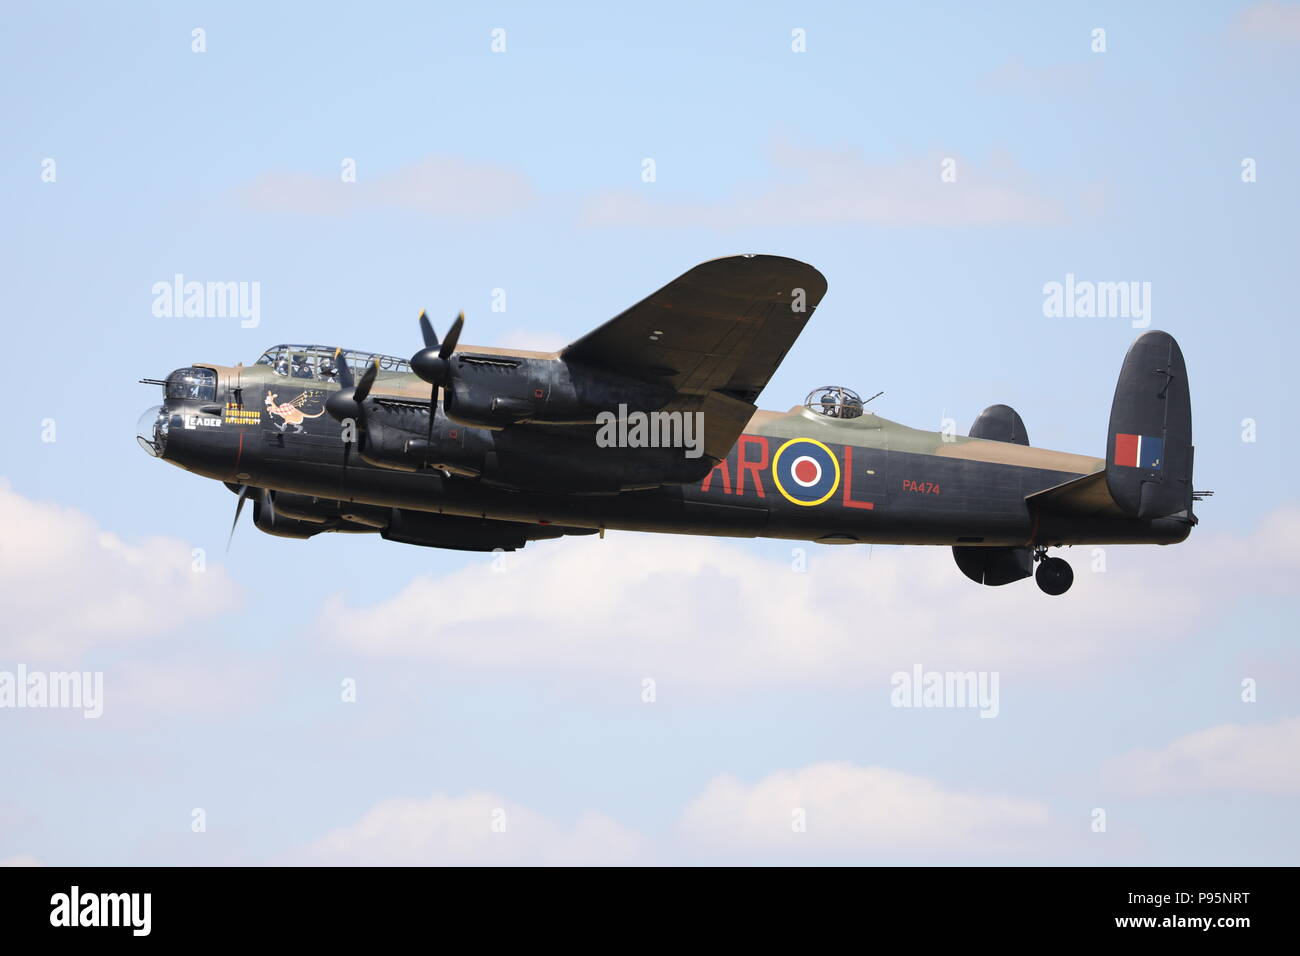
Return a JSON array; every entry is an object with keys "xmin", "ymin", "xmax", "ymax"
[
  {"xmin": 439, "ymin": 312, "xmax": 464, "ymax": 361},
  {"xmin": 353, "ymin": 360, "xmax": 378, "ymax": 404},
  {"xmin": 334, "ymin": 348, "xmax": 354, "ymax": 389},
  {"xmin": 227, "ymin": 484, "xmax": 251, "ymax": 552},
  {"xmin": 419, "ymin": 310, "xmax": 438, "ymax": 350},
  {"xmin": 339, "ymin": 426, "xmax": 353, "ymax": 488},
  {"xmin": 327, "ymin": 351, "xmax": 370, "ymax": 487},
  {"xmin": 424, "ymin": 393, "xmax": 436, "ymax": 469},
  {"xmin": 339, "ymin": 364, "xmax": 374, "ymax": 483}
]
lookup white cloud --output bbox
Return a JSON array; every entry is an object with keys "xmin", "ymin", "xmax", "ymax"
[
  {"xmin": 581, "ymin": 140, "xmax": 1067, "ymax": 228},
  {"xmin": 1233, "ymin": 2, "xmax": 1300, "ymax": 45},
  {"xmin": 0, "ymin": 855, "xmax": 42, "ymax": 866},
  {"xmin": 1106, "ymin": 717, "xmax": 1300, "ymax": 796},
  {"xmin": 294, "ymin": 791, "xmax": 646, "ymax": 866},
  {"xmin": 239, "ymin": 154, "xmax": 535, "ymax": 219},
  {"xmin": 239, "ymin": 144, "xmax": 1065, "ymax": 229},
  {"xmin": 293, "ymin": 763, "xmax": 1055, "ymax": 864},
  {"xmin": 315, "ymin": 508, "xmax": 1300, "ymax": 687},
  {"xmin": 97, "ymin": 653, "xmax": 275, "ymax": 725},
  {"xmin": 979, "ymin": 56, "xmax": 1103, "ymax": 97},
  {"xmin": 0, "ymin": 480, "xmax": 240, "ymax": 662},
  {"xmin": 680, "ymin": 762, "xmax": 1049, "ymax": 854}
]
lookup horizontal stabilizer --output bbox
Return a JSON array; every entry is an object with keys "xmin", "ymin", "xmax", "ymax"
[{"xmin": 1026, "ymin": 470, "xmax": 1125, "ymax": 519}]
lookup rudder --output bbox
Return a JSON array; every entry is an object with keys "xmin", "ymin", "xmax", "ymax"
[{"xmin": 1106, "ymin": 330, "xmax": 1193, "ymax": 520}]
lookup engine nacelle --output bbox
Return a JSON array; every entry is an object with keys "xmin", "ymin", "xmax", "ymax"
[
  {"xmin": 352, "ymin": 385, "xmax": 712, "ymax": 491},
  {"xmin": 252, "ymin": 491, "xmax": 380, "ymax": 539},
  {"xmin": 356, "ymin": 406, "xmax": 491, "ymax": 476},
  {"xmin": 252, "ymin": 492, "xmax": 318, "ymax": 538},
  {"xmin": 382, "ymin": 509, "xmax": 596, "ymax": 552},
  {"xmin": 270, "ymin": 492, "xmax": 389, "ymax": 528},
  {"xmin": 443, "ymin": 355, "xmax": 674, "ymax": 430}
]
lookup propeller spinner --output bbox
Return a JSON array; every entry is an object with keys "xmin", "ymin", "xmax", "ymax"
[{"xmin": 325, "ymin": 350, "xmax": 378, "ymax": 424}]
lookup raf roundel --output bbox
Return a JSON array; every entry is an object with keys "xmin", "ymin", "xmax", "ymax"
[{"xmin": 771, "ymin": 437, "xmax": 841, "ymax": 506}]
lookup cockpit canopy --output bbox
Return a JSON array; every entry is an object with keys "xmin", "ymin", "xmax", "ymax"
[
  {"xmin": 254, "ymin": 344, "xmax": 411, "ymax": 383},
  {"xmin": 804, "ymin": 385, "xmax": 865, "ymax": 419}
]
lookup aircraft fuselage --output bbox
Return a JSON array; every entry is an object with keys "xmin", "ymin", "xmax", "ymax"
[{"xmin": 147, "ymin": 361, "xmax": 1191, "ymax": 550}]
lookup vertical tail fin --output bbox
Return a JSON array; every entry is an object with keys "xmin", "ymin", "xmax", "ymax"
[
  {"xmin": 969, "ymin": 403, "xmax": 1030, "ymax": 445},
  {"xmin": 1105, "ymin": 330, "xmax": 1194, "ymax": 520}
]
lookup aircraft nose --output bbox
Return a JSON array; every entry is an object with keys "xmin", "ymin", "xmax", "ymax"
[{"xmin": 136, "ymin": 404, "xmax": 169, "ymax": 457}]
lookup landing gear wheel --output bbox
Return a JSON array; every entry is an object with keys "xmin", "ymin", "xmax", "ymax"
[{"xmin": 1035, "ymin": 556, "xmax": 1073, "ymax": 595}]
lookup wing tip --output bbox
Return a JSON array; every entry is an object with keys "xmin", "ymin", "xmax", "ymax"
[{"xmin": 692, "ymin": 253, "xmax": 829, "ymax": 298}]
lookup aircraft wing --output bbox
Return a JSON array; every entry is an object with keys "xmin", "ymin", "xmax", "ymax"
[{"xmin": 561, "ymin": 255, "xmax": 828, "ymax": 459}]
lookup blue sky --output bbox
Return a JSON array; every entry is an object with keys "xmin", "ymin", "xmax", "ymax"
[{"xmin": 1, "ymin": 1, "xmax": 1298, "ymax": 865}]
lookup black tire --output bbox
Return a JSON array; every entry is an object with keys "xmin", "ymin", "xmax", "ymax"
[{"xmin": 1035, "ymin": 556, "xmax": 1074, "ymax": 595}]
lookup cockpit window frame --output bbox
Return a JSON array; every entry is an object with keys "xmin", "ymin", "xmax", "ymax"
[{"xmin": 254, "ymin": 344, "xmax": 412, "ymax": 380}]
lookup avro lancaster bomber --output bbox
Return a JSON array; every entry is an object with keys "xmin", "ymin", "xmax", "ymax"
[{"xmin": 138, "ymin": 255, "xmax": 1202, "ymax": 595}]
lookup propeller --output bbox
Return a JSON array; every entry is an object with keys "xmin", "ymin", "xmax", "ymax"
[
  {"xmin": 227, "ymin": 485, "xmax": 252, "ymax": 552},
  {"xmin": 411, "ymin": 310, "xmax": 464, "ymax": 390},
  {"xmin": 325, "ymin": 350, "xmax": 378, "ymax": 422},
  {"xmin": 325, "ymin": 349, "xmax": 378, "ymax": 480},
  {"xmin": 410, "ymin": 310, "xmax": 464, "ymax": 466},
  {"xmin": 227, "ymin": 485, "xmax": 272, "ymax": 552}
]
